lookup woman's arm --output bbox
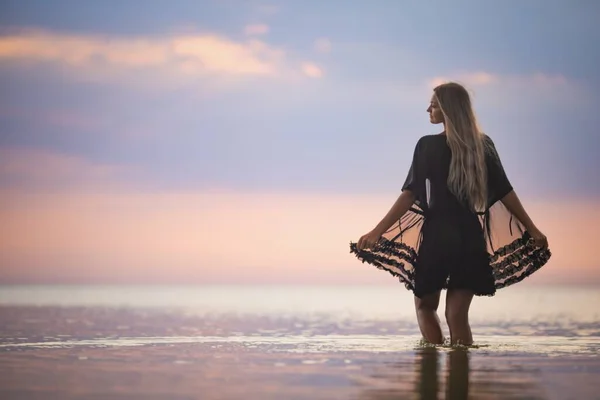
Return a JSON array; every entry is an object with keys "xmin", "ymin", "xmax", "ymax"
[
  {"xmin": 500, "ymin": 190, "xmax": 548, "ymax": 247},
  {"xmin": 372, "ymin": 190, "xmax": 416, "ymax": 235},
  {"xmin": 357, "ymin": 190, "xmax": 416, "ymax": 250},
  {"xmin": 500, "ymin": 190, "xmax": 536, "ymax": 231},
  {"xmin": 358, "ymin": 138, "xmax": 424, "ymax": 250}
]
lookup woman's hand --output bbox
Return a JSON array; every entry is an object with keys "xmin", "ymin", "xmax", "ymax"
[
  {"xmin": 357, "ymin": 230, "xmax": 383, "ymax": 250},
  {"xmin": 529, "ymin": 227, "xmax": 548, "ymax": 249}
]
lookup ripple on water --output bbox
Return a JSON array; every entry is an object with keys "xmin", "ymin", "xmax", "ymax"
[{"xmin": 1, "ymin": 334, "xmax": 598, "ymax": 357}]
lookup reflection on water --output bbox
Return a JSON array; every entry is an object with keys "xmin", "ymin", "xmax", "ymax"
[
  {"xmin": 361, "ymin": 347, "xmax": 548, "ymax": 400},
  {"xmin": 358, "ymin": 348, "xmax": 470, "ymax": 400},
  {"xmin": 414, "ymin": 348, "xmax": 471, "ymax": 400},
  {"xmin": 445, "ymin": 349, "xmax": 469, "ymax": 399},
  {"xmin": 419, "ymin": 348, "xmax": 444, "ymax": 400}
]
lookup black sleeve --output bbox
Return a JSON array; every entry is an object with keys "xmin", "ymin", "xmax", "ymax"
[
  {"xmin": 402, "ymin": 137, "xmax": 426, "ymax": 198},
  {"xmin": 485, "ymin": 135, "xmax": 513, "ymax": 203}
]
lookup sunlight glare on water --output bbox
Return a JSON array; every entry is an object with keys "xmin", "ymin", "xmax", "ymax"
[
  {"xmin": 1, "ymin": 284, "xmax": 599, "ymax": 356},
  {"xmin": 1, "ymin": 284, "xmax": 599, "ymax": 321}
]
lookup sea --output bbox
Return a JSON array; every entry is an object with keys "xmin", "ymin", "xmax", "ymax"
[{"xmin": 1, "ymin": 284, "xmax": 599, "ymax": 399}]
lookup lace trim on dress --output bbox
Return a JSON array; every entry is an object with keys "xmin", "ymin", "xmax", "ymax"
[{"xmin": 349, "ymin": 215, "xmax": 552, "ymax": 296}]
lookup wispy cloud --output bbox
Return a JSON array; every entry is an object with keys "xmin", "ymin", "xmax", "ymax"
[
  {"xmin": 0, "ymin": 105, "xmax": 106, "ymax": 132},
  {"xmin": 314, "ymin": 38, "xmax": 332, "ymax": 54},
  {"xmin": 301, "ymin": 62, "xmax": 324, "ymax": 78},
  {"xmin": 426, "ymin": 71, "xmax": 586, "ymax": 110},
  {"xmin": 255, "ymin": 4, "xmax": 279, "ymax": 16},
  {"xmin": 244, "ymin": 24, "xmax": 270, "ymax": 36},
  {"xmin": 429, "ymin": 72, "xmax": 498, "ymax": 87},
  {"xmin": 428, "ymin": 71, "xmax": 569, "ymax": 89},
  {"xmin": 0, "ymin": 29, "xmax": 323, "ymax": 82},
  {"xmin": 0, "ymin": 147, "xmax": 136, "ymax": 189}
]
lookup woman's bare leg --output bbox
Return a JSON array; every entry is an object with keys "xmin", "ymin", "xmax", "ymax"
[
  {"xmin": 445, "ymin": 289, "xmax": 474, "ymax": 346},
  {"xmin": 414, "ymin": 291, "xmax": 444, "ymax": 344}
]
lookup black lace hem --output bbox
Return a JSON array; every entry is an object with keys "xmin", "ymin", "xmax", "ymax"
[
  {"xmin": 349, "ymin": 231, "xmax": 551, "ymax": 295},
  {"xmin": 349, "ymin": 239, "xmax": 417, "ymax": 291}
]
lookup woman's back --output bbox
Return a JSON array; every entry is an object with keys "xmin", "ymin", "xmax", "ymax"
[{"xmin": 410, "ymin": 133, "xmax": 513, "ymax": 215}]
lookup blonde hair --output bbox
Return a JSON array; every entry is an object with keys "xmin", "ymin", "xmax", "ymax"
[{"xmin": 433, "ymin": 82, "xmax": 489, "ymax": 212}]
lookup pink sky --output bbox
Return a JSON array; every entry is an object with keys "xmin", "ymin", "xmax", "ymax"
[{"xmin": 1, "ymin": 179, "xmax": 598, "ymax": 285}]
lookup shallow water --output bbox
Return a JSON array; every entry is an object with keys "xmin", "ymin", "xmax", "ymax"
[{"xmin": 0, "ymin": 284, "xmax": 599, "ymax": 399}]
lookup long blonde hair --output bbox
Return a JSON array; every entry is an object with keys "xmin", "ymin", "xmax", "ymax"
[{"xmin": 434, "ymin": 82, "xmax": 488, "ymax": 212}]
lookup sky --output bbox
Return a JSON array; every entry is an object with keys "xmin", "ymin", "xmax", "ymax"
[{"xmin": 0, "ymin": 0, "xmax": 599, "ymax": 285}]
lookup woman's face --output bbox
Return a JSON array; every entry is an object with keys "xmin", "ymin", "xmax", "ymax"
[{"xmin": 427, "ymin": 94, "xmax": 444, "ymax": 125}]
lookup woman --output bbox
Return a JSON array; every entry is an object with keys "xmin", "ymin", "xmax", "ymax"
[{"xmin": 350, "ymin": 82, "xmax": 551, "ymax": 346}]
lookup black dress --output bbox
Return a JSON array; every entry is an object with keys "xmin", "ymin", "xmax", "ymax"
[{"xmin": 350, "ymin": 134, "xmax": 551, "ymax": 298}]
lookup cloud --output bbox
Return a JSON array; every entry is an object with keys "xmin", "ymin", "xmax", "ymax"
[
  {"xmin": 255, "ymin": 4, "xmax": 279, "ymax": 16},
  {"xmin": 301, "ymin": 62, "xmax": 324, "ymax": 78},
  {"xmin": 314, "ymin": 38, "xmax": 332, "ymax": 54},
  {"xmin": 0, "ymin": 147, "xmax": 137, "ymax": 190},
  {"xmin": 428, "ymin": 71, "xmax": 569, "ymax": 89},
  {"xmin": 530, "ymin": 73, "xmax": 568, "ymax": 86},
  {"xmin": 244, "ymin": 24, "xmax": 270, "ymax": 36},
  {"xmin": 0, "ymin": 29, "xmax": 307, "ymax": 80},
  {"xmin": 425, "ymin": 71, "xmax": 587, "ymax": 111},
  {"xmin": 429, "ymin": 72, "xmax": 498, "ymax": 87},
  {"xmin": 0, "ymin": 105, "xmax": 106, "ymax": 132}
]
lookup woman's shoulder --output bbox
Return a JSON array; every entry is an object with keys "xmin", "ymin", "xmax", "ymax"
[
  {"xmin": 480, "ymin": 133, "xmax": 504, "ymax": 164},
  {"xmin": 420, "ymin": 133, "xmax": 446, "ymax": 141},
  {"xmin": 480, "ymin": 132, "xmax": 497, "ymax": 146},
  {"xmin": 480, "ymin": 133, "xmax": 501, "ymax": 152},
  {"xmin": 416, "ymin": 132, "xmax": 496, "ymax": 147},
  {"xmin": 416, "ymin": 134, "xmax": 446, "ymax": 145},
  {"xmin": 413, "ymin": 134, "xmax": 446, "ymax": 151}
]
